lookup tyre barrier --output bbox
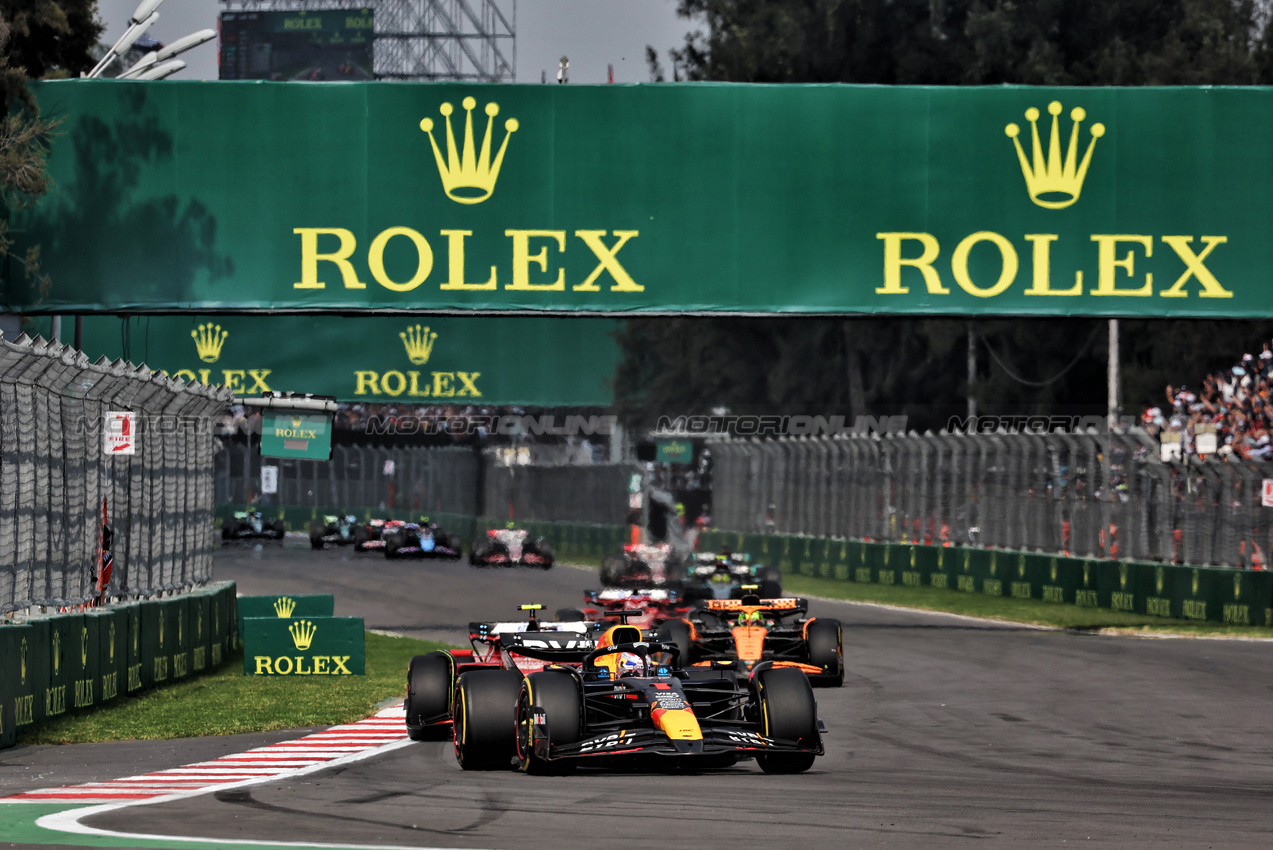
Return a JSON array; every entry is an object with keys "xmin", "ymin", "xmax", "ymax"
[{"xmin": 0, "ymin": 581, "xmax": 237, "ymax": 750}]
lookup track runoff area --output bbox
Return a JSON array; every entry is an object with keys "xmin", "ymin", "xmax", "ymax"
[{"xmin": 1, "ymin": 545, "xmax": 1270, "ymax": 850}]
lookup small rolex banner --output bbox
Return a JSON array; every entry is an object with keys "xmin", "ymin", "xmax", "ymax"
[
  {"xmin": 242, "ymin": 616, "xmax": 365, "ymax": 676},
  {"xmin": 260, "ymin": 411, "xmax": 333, "ymax": 461},
  {"xmin": 237, "ymin": 594, "xmax": 335, "ymax": 620}
]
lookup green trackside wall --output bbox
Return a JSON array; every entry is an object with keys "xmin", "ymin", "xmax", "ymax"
[
  {"xmin": 244, "ymin": 507, "xmax": 1273, "ymax": 626},
  {"xmin": 0, "ymin": 582, "xmax": 238, "ymax": 750},
  {"xmin": 695, "ymin": 531, "xmax": 1273, "ymax": 628}
]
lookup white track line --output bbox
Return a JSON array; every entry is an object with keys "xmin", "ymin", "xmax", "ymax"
[{"xmin": 3, "ymin": 705, "xmax": 412, "ymax": 805}]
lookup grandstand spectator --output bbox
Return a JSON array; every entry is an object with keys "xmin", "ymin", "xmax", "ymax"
[{"xmin": 1152, "ymin": 342, "xmax": 1273, "ymax": 460}]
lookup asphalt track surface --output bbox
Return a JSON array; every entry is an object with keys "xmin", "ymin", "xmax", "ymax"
[{"xmin": 5, "ymin": 541, "xmax": 1273, "ymax": 849}]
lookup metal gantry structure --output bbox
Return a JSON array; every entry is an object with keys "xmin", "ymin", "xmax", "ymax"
[{"xmin": 218, "ymin": 0, "xmax": 516, "ymax": 81}]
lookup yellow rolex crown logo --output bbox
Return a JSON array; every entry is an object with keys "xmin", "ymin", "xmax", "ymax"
[
  {"xmin": 20, "ymin": 637, "xmax": 27, "ymax": 684},
  {"xmin": 1119, "ymin": 563, "xmax": 1128, "ymax": 590},
  {"xmin": 400, "ymin": 324, "xmax": 438, "ymax": 365},
  {"xmin": 191, "ymin": 323, "xmax": 229, "ymax": 363},
  {"xmin": 53, "ymin": 630, "xmax": 61, "ymax": 674},
  {"xmin": 1235, "ymin": 571, "xmax": 1242, "ymax": 600},
  {"xmin": 274, "ymin": 597, "xmax": 297, "ymax": 618},
  {"xmin": 1005, "ymin": 101, "xmax": 1104, "ymax": 210},
  {"xmin": 291, "ymin": 417, "xmax": 303, "ymax": 428},
  {"xmin": 1156, "ymin": 567, "xmax": 1165, "ymax": 595},
  {"xmin": 420, "ymin": 97, "xmax": 518, "ymax": 205},
  {"xmin": 289, "ymin": 619, "xmax": 317, "ymax": 651},
  {"xmin": 81, "ymin": 627, "xmax": 88, "ymax": 666}
]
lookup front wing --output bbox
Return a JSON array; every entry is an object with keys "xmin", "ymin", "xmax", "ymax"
[{"xmin": 526, "ymin": 715, "xmax": 822, "ymax": 763}]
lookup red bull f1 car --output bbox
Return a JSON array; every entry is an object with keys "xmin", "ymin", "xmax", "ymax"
[
  {"xmin": 404, "ymin": 604, "xmax": 595, "ymax": 741},
  {"xmin": 469, "ymin": 526, "xmax": 554, "ymax": 568},
  {"xmin": 655, "ymin": 594, "xmax": 844, "ymax": 687},
  {"xmin": 452, "ymin": 629, "xmax": 826, "ymax": 774}
]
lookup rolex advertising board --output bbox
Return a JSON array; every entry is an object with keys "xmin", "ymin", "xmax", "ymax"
[
  {"xmin": 241, "ymin": 616, "xmax": 366, "ymax": 676},
  {"xmin": 8, "ymin": 82, "xmax": 1273, "ymax": 318},
  {"xmin": 237, "ymin": 594, "xmax": 336, "ymax": 620},
  {"xmin": 261, "ymin": 411, "xmax": 333, "ymax": 460},
  {"xmin": 72, "ymin": 315, "xmax": 619, "ymax": 405}
]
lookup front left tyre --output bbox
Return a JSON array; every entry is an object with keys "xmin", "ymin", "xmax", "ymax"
[
  {"xmin": 453, "ymin": 669, "xmax": 522, "ymax": 770},
  {"xmin": 517, "ymin": 671, "xmax": 582, "ymax": 774},
  {"xmin": 754, "ymin": 667, "xmax": 820, "ymax": 774}
]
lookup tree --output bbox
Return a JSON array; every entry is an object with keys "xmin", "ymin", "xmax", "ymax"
[
  {"xmin": 0, "ymin": 1, "xmax": 102, "ymax": 301},
  {"xmin": 621, "ymin": 0, "xmax": 1273, "ymax": 432}
]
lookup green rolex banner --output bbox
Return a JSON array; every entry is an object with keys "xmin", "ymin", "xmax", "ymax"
[
  {"xmin": 242, "ymin": 616, "xmax": 366, "ymax": 676},
  {"xmin": 8, "ymin": 82, "xmax": 1273, "ymax": 317},
  {"xmin": 66, "ymin": 315, "xmax": 618, "ymax": 406},
  {"xmin": 260, "ymin": 411, "xmax": 333, "ymax": 460}
]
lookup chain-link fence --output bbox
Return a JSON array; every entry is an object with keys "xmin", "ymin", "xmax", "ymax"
[
  {"xmin": 215, "ymin": 440, "xmax": 482, "ymax": 516},
  {"xmin": 708, "ymin": 432, "xmax": 1273, "ymax": 568},
  {"xmin": 215, "ymin": 439, "xmax": 635, "ymax": 526},
  {"xmin": 1, "ymin": 334, "xmax": 231, "ymax": 615}
]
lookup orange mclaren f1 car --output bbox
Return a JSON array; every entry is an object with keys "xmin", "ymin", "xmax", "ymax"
[{"xmin": 655, "ymin": 593, "xmax": 844, "ymax": 687}]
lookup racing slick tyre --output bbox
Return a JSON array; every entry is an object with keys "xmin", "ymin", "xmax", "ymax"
[
  {"xmin": 405, "ymin": 652, "xmax": 454, "ymax": 741},
  {"xmin": 758, "ymin": 579, "xmax": 783, "ymax": 599},
  {"xmin": 599, "ymin": 555, "xmax": 624, "ymax": 586},
  {"xmin": 525, "ymin": 537, "xmax": 554, "ymax": 569},
  {"xmin": 470, "ymin": 539, "xmax": 492, "ymax": 566},
  {"xmin": 270, "ymin": 520, "xmax": 286, "ymax": 539},
  {"xmin": 805, "ymin": 618, "xmax": 844, "ymax": 687},
  {"xmin": 353, "ymin": 525, "xmax": 369, "ymax": 551},
  {"xmin": 221, "ymin": 519, "xmax": 234, "ymax": 541},
  {"xmin": 309, "ymin": 522, "xmax": 325, "ymax": 550},
  {"xmin": 555, "ymin": 608, "xmax": 586, "ymax": 622},
  {"xmin": 655, "ymin": 619, "xmax": 694, "ymax": 668},
  {"xmin": 517, "ymin": 671, "xmax": 582, "ymax": 775},
  {"xmin": 754, "ymin": 668, "xmax": 819, "ymax": 774},
  {"xmin": 453, "ymin": 669, "xmax": 522, "ymax": 770}
]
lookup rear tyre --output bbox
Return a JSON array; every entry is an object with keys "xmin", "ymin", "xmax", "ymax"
[
  {"xmin": 758, "ymin": 579, "xmax": 783, "ymax": 599},
  {"xmin": 517, "ymin": 672, "xmax": 582, "ymax": 774},
  {"xmin": 221, "ymin": 519, "xmax": 234, "ymax": 541},
  {"xmin": 270, "ymin": 521, "xmax": 285, "ymax": 539},
  {"xmin": 600, "ymin": 555, "xmax": 624, "ymax": 586},
  {"xmin": 470, "ymin": 539, "xmax": 491, "ymax": 566},
  {"xmin": 353, "ymin": 525, "xmax": 369, "ymax": 551},
  {"xmin": 555, "ymin": 608, "xmax": 586, "ymax": 622},
  {"xmin": 806, "ymin": 618, "xmax": 843, "ymax": 687},
  {"xmin": 453, "ymin": 669, "xmax": 522, "ymax": 770},
  {"xmin": 754, "ymin": 668, "xmax": 819, "ymax": 774},
  {"xmin": 405, "ymin": 652, "xmax": 454, "ymax": 741},
  {"xmin": 655, "ymin": 619, "xmax": 694, "ymax": 668},
  {"xmin": 528, "ymin": 538, "xmax": 554, "ymax": 569}
]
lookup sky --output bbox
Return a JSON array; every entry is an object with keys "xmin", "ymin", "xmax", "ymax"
[{"xmin": 95, "ymin": 0, "xmax": 697, "ymax": 83}]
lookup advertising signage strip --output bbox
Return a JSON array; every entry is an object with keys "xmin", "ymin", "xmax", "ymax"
[
  {"xmin": 73, "ymin": 315, "xmax": 620, "ymax": 405},
  {"xmin": 10, "ymin": 82, "xmax": 1273, "ymax": 317}
]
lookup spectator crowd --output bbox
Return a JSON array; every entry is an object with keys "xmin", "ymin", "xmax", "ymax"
[{"xmin": 1145, "ymin": 343, "xmax": 1273, "ymax": 460}]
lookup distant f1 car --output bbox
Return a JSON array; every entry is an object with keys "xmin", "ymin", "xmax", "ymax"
[
  {"xmin": 353, "ymin": 518, "xmax": 389, "ymax": 552},
  {"xmin": 681, "ymin": 550, "xmax": 783, "ymax": 602},
  {"xmin": 403, "ymin": 604, "xmax": 596, "ymax": 743},
  {"xmin": 309, "ymin": 514, "xmax": 358, "ymax": 549},
  {"xmin": 599, "ymin": 543, "xmax": 687, "ymax": 588},
  {"xmin": 574, "ymin": 586, "xmax": 693, "ymax": 631},
  {"xmin": 656, "ymin": 594, "xmax": 843, "ymax": 687},
  {"xmin": 383, "ymin": 519, "xmax": 462, "ymax": 559},
  {"xmin": 221, "ymin": 510, "xmax": 284, "ymax": 541},
  {"xmin": 453, "ymin": 634, "xmax": 825, "ymax": 774},
  {"xmin": 470, "ymin": 526, "xmax": 554, "ymax": 568}
]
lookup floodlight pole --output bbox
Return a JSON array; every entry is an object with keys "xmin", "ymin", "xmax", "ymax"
[
  {"xmin": 88, "ymin": 0, "xmax": 167, "ymax": 78},
  {"xmin": 1108, "ymin": 318, "xmax": 1120, "ymax": 430}
]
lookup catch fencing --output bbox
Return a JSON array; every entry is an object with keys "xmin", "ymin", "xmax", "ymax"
[
  {"xmin": 215, "ymin": 440, "xmax": 634, "ymax": 527},
  {"xmin": 708, "ymin": 431, "xmax": 1271, "ymax": 569},
  {"xmin": 1, "ymin": 334, "xmax": 231, "ymax": 615}
]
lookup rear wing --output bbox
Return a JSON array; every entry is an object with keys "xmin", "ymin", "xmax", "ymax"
[
  {"xmin": 702, "ymin": 597, "xmax": 808, "ymax": 615},
  {"xmin": 499, "ymin": 631, "xmax": 596, "ymax": 663}
]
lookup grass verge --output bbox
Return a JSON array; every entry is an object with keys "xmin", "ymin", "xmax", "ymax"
[
  {"xmin": 17, "ymin": 632, "xmax": 450, "ymax": 746},
  {"xmin": 782, "ymin": 574, "xmax": 1273, "ymax": 638}
]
